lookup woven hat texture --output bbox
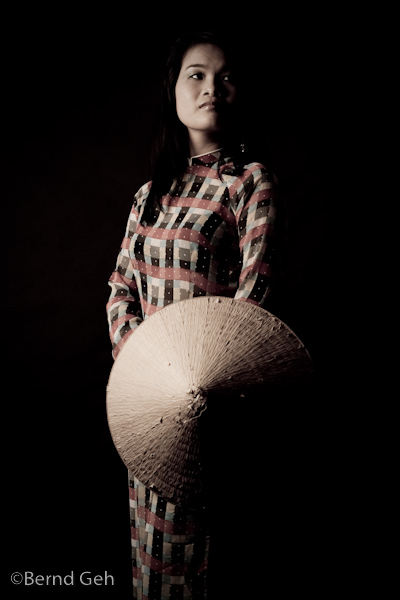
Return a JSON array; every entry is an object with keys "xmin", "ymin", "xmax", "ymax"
[{"xmin": 106, "ymin": 296, "xmax": 312, "ymax": 506}]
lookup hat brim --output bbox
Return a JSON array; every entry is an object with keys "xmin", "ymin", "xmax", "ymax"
[{"xmin": 106, "ymin": 296, "xmax": 313, "ymax": 506}]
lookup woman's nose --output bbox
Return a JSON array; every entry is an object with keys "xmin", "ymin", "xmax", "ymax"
[{"xmin": 203, "ymin": 77, "xmax": 221, "ymax": 98}]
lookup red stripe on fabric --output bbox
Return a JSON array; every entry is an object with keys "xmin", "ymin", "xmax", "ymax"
[
  {"xmin": 105, "ymin": 297, "xmax": 120, "ymax": 316},
  {"xmin": 140, "ymin": 299, "xmax": 159, "ymax": 318},
  {"xmin": 106, "ymin": 295, "xmax": 125, "ymax": 308},
  {"xmin": 109, "ymin": 314, "xmax": 139, "ymax": 337},
  {"xmin": 129, "ymin": 487, "xmax": 137, "ymax": 500},
  {"xmin": 112, "ymin": 328, "xmax": 135, "ymax": 359},
  {"xmin": 108, "ymin": 270, "xmax": 138, "ymax": 292},
  {"xmin": 106, "ymin": 298, "xmax": 139, "ymax": 330},
  {"xmin": 132, "ymin": 261, "xmax": 236, "ymax": 295},
  {"xmin": 245, "ymin": 188, "xmax": 273, "ymax": 209},
  {"xmin": 168, "ymin": 197, "xmax": 235, "ymax": 226},
  {"xmin": 121, "ymin": 237, "xmax": 131, "ymax": 250},
  {"xmin": 236, "ymin": 183, "xmax": 272, "ymax": 205},
  {"xmin": 131, "ymin": 204, "xmax": 139, "ymax": 215},
  {"xmin": 136, "ymin": 506, "xmax": 199, "ymax": 536},
  {"xmin": 227, "ymin": 162, "xmax": 260, "ymax": 191},
  {"xmin": 233, "ymin": 177, "xmax": 273, "ymax": 220},
  {"xmin": 138, "ymin": 226, "xmax": 214, "ymax": 251},
  {"xmin": 238, "ymin": 261, "xmax": 272, "ymax": 284},
  {"xmin": 235, "ymin": 196, "xmax": 272, "ymax": 221},
  {"xmin": 163, "ymin": 196, "xmax": 210, "ymax": 209},
  {"xmin": 239, "ymin": 224, "xmax": 273, "ymax": 248},
  {"xmin": 137, "ymin": 507, "xmax": 174, "ymax": 534},
  {"xmin": 131, "ymin": 526, "xmax": 139, "ymax": 541},
  {"xmin": 132, "ymin": 565, "xmax": 142, "ymax": 579},
  {"xmin": 142, "ymin": 552, "xmax": 186, "ymax": 576},
  {"xmin": 228, "ymin": 175, "xmax": 246, "ymax": 195},
  {"xmin": 138, "ymin": 546, "xmax": 207, "ymax": 577}
]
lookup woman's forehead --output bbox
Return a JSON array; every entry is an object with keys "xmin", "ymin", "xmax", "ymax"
[{"xmin": 181, "ymin": 43, "xmax": 228, "ymax": 70}]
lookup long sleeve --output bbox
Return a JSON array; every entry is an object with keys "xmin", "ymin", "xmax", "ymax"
[
  {"xmin": 106, "ymin": 158, "xmax": 280, "ymax": 360},
  {"xmin": 106, "ymin": 185, "xmax": 149, "ymax": 360},
  {"xmin": 232, "ymin": 166, "xmax": 278, "ymax": 307}
]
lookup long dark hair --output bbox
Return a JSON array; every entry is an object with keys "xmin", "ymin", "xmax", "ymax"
[{"xmin": 142, "ymin": 30, "xmax": 251, "ymax": 224}]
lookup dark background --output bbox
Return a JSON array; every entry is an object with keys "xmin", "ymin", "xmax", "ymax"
[{"xmin": 5, "ymin": 6, "xmax": 357, "ymax": 598}]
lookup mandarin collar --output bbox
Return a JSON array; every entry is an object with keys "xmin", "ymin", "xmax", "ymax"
[{"xmin": 187, "ymin": 149, "xmax": 223, "ymax": 167}]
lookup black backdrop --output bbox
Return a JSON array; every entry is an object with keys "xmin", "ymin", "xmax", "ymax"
[{"xmin": 5, "ymin": 7, "xmax": 354, "ymax": 598}]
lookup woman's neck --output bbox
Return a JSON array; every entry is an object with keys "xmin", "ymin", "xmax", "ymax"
[
  {"xmin": 188, "ymin": 131, "xmax": 222, "ymax": 158},
  {"xmin": 190, "ymin": 147, "xmax": 223, "ymax": 159}
]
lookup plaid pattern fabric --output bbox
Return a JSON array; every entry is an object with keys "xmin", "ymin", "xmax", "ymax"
[
  {"xmin": 129, "ymin": 472, "xmax": 209, "ymax": 600},
  {"xmin": 107, "ymin": 151, "xmax": 278, "ymax": 359},
  {"xmin": 107, "ymin": 150, "xmax": 278, "ymax": 597}
]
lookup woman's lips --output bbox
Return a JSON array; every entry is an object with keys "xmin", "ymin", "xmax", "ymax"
[{"xmin": 199, "ymin": 101, "xmax": 221, "ymax": 110}]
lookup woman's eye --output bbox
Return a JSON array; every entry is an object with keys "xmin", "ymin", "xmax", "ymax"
[{"xmin": 190, "ymin": 72, "xmax": 204, "ymax": 80}]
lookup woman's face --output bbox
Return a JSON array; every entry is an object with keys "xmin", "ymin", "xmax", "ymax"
[{"xmin": 175, "ymin": 43, "xmax": 237, "ymax": 152}]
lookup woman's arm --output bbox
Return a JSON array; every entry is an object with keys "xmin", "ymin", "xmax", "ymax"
[
  {"xmin": 106, "ymin": 190, "xmax": 147, "ymax": 360},
  {"xmin": 233, "ymin": 165, "xmax": 279, "ymax": 308}
]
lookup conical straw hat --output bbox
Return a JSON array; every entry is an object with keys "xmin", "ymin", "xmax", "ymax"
[{"xmin": 106, "ymin": 296, "xmax": 313, "ymax": 507}]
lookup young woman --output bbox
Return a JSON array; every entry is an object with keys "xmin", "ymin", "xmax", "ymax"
[{"xmin": 107, "ymin": 30, "xmax": 281, "ymax": 599}]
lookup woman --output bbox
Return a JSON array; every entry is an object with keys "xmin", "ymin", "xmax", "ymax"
[{"xmin": 107, "ymin": 30, "xmax": 280, "ymax": 599}]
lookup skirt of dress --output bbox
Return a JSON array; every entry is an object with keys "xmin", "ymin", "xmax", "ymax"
[{"xmin": 129, "ymin": 471, "xmax": 210, "ymax": 599}]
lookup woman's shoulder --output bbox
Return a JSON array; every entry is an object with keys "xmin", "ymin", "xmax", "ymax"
[
  {"xmin": 222, "ymin": 159, "xmax": 276, "ymax": 187},
  {"xmin": 243, "ymin": 160, "xmax": 275, "ymax": 179},
  {"xmin": 132, "ymin": 181, "xmax": 153, "ymax": 208}
]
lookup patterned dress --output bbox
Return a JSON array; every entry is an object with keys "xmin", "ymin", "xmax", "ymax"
[{"xmin": 107, "ymin": 150, "xmax": 278, "ymax": 599}]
